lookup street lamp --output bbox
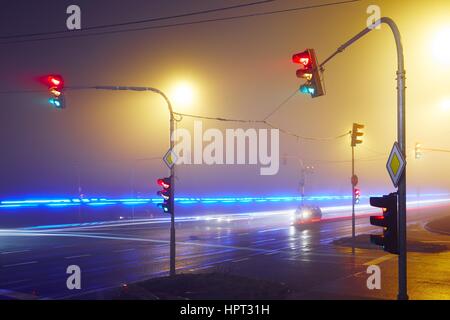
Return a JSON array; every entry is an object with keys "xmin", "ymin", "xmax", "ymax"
[
  {"xmin": 42, "ymin": 81, "xmax": 177, "ymax": 277},
  {"xmin": 439, "ymin": 98, "xmax": 450, "ymax": 112},
  {"xmin": 170, "ymin": 81, "xmax": 196, "ymax": 109}
]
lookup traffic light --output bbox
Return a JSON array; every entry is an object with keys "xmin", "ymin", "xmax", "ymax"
[
  {"xmin": 354, "ymin": 188, "xmax": 360, "ymax": 204},
  {"xmin": 369, "ymin": 193, "xmax": 398, "ymax": 254},
  {"xmin": 157, "ymin": 177, "xmax": 173, "ymax": 214},
  {"xmin": 292, "ymin": 49, "xmax": 324, "ymax": 98},
  {"xmin": 415, "ymin": 143, "xmax": 422, "ymax": 159},
  {"xmin": 45, "ymin": 75, "xmax": 65, "ymax": 109},
  {"xmin": 351, "ymin": 123, "xmax": 364, "ymax": 147}
]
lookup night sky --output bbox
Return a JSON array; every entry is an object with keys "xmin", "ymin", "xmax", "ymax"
[{"xmin": 0, "ymin": 0, "xmax": 449, "ymax": 199}]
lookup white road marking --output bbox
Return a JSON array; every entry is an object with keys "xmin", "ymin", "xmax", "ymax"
[
  {"xmin": 113, "ymin": 248, "xmax": 136, "ymax": 253},
  {"xmin": 252, "ymin": 238, "xmax": 276, "ymax": 244},
  {"xmin": 190, "ymin": 265, "xmax": 214, "ymax": 271},
  {"xmin": 258, "ymin": 228, "xmax": 285, "ymax": 233},
  {"xmin": 64, "ymin": 254, "xmax": 91, "ymax": 259},
  {"xmin": 264, "ymin": 251, "xmax": 279, "ymax": 255},
  {"xmin": 232, "ymin": 257, "xmax": 250, "ymax": 263},
  {"xmin": 1, "ymin": 249, "xmax": 31, "ymax": 255},
  {"xmin": 3, "ymin": 261, "xmax": 38, "ymax": 268}
]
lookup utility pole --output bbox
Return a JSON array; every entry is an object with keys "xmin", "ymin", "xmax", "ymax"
[{"xmin": 319, "ymin": 17, "xmax": 407, "ymax": 300}]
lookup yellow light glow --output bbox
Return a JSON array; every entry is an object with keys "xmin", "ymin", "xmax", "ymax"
[
  {"xmin": 431, "ymin": 27, "xmax": 450, "ymax": 65},
  {"xmin": 439, "ymin": 98, "xmax": 450, "ymax": 111},
  {"xmin": 170, "ymin": 82, "xmax": 196, "ymax": 109}
]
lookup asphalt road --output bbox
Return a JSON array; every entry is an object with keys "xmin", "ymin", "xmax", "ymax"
[{"xmin": 0, "ymin": 202, "xmax": 449, "ymax": 300}]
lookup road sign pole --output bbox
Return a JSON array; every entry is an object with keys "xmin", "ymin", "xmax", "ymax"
[
  {"xmin": 394, "ymin": 28, "xmax": 408, "ymax": 300},
  {"xmin": 351, "ymin": 145, "xmax": 355, "ymax": 253},
  {"xmin": 169, "ymin": 113, "xmax": 176, "ymax": 277}
]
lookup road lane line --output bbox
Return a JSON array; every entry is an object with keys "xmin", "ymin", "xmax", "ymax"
[
  {"xmin": 258, "ymin": 228, "xmax": 285, "ymax": 233},
  {"xmin": 363, "ymin": 254, "xmax": 394, "ymax": 266},
  {"xmin": 232, "ymin": 257, "xmax": 250, "ymax": 263},
  {"xmin": 113, "ymin": 248, "xmax": 136, "ymax": 253},
  {"xmin": 64, "ymin": 254, "xmax": 91, "ymax": 259},
  {"xmin": 1, "ymin": 249, "xmax": 31, "ymax": 255},
  {"xmin": 264, "ymin": 251, "xmax": 280, "ymax": 255},
  {"xmin": 190, "ymin": 265, "xmax": 214, "ymax": 271},
  {"xmin": 3, "ymin": 261, "xmax": 38, "ymax": 268},
  {"xmin": 252, "ymin": 238, "xmax": 276, "ymax": 244}
]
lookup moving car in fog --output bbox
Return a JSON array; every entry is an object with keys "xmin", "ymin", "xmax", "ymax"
[{"xmin": 292, "ymin": 205, "xmax": 322, "ymax": 225}]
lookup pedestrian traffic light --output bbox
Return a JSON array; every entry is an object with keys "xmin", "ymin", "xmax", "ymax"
[
  {"xmin": 354, "ymin": 188, "xmax": 360, "ymax": 204},
  {"xmin": 157, "ymin": 177, "xmax": 172, "ymax": 214},
  {"xmin": 45, "ymin": 75, "xmax": 65, "ymax": 109},
  {"xmin": 369, "ymin": 193, "xmax": 398, "ymax": 254},
  {"xmin": 415, "ymin": 143, "xmax": 422, "ymax": 159},
  {"xmin": 351, "ymin": 123, "xmax": 364, "ymax": 147},
  {"xmin": 292, "ymin": 49, "xmax": 324, "ymax": 98}
]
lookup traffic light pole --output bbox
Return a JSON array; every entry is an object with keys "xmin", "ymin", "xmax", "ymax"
[
  {"xmin": 351, "ymin": 145, "xmax": 355, "ymax": 252},
  {"xmin": 320, "ymin": 17, "xmax": 407, "ymax": 300},
  {"xmin": 65, "ymin": 85, "xmax": 177, "ymax": 277}
]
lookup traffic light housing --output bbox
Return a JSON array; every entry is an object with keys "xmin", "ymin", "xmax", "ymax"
[
  {"xmin": 369, "ymin": 193, "xmax": 398, "ymax": 254},
  {"xmin": 45, "ymin": 75, "xmax": 65, "ymax": 109},
  {"xmin": 354, "ymin": 188, "xmax": 360, "ymax": 204},
  {"xmin": 351, "ymin": 123, "xmax": 364, "ymax": 147},
  {"xmin": 292, "ymin": 49, "xmax": 324, "ymax": 98},
  {"xmin": 157, "ymin": 177, "xmax": 173, "ymax": 214},
  {"xmin": 415, "ymin": 143, "xmax": 422, "ymax": 159}
]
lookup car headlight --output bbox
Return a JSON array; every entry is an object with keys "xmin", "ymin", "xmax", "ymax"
[{"xmin": 302, "ymin": 210, "xmax": 312, "ymax": 219}]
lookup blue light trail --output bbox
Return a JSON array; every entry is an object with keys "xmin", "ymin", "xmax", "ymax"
[{"xmin": 0, "ymin": 193, "xmax": 448, "ymax": 209}]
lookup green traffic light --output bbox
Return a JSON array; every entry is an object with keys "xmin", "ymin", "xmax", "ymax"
[{"xmin": 300, "ymin": 85, "xmax": 315, "ymax": 95}]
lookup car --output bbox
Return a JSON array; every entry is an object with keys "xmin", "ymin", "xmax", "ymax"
[{"xmin": 293, "ymin": 205, "xmax": 322, "ymax": 225}]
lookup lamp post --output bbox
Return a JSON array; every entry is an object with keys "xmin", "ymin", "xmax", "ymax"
[{"xmin": 63, "ymin": 84, "xmax": 177, "ymax": 276}]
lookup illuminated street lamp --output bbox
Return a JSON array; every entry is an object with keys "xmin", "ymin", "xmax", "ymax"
[
  {"xmin": 40, "ymin": 79, "xmax": 177, "ymax": 277},
  {"xmin": 170, "ymin": 81, "xmax": 196, "ymax": 109}
]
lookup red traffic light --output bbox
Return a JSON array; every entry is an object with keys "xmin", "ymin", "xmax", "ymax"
[
  {"xmin": 157, "ymin": 177, "xmax": 172, "ymax": 214},
  {"xmin": 46, "ymin": 75, "xmax": 64, "ymax": 89},
  {"xmin": 157, "ymin": 178, "xmax": 171, "ymax": 189},
  {"xmin": 39, "ymin": 75, "xmax": 66, "ymax": 109},
  {"xmin": 292, "ymin": 49, "xmax": 324, "ymax": 98},
  {"xmin": 292, "ymin": 51, "xmax": 311, "ymax": 66}
]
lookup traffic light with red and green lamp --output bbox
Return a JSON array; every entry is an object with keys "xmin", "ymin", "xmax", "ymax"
[
  {"xmin": 292, "ymin": 49, "xmax": 324, "ymax": 98},
  {"xmin": 157, "ymin": 177, "xmax": 173, "ymax": 214},
  {"xmin": 45, "ymin": 75, "xmax": 65, "ymax": 109}
]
